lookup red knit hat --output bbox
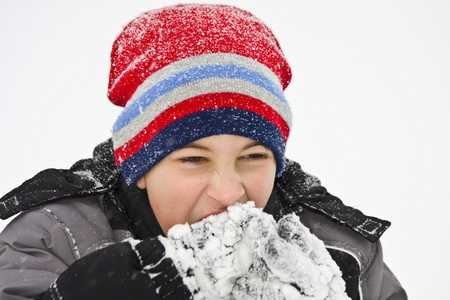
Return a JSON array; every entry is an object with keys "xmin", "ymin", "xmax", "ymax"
[
  {"xmin": 108, "ymin": 4, "xmax": 293, "ymax": 184},
  {"xmin": 108, "ymin": 4, "xmax": 291, "ymax": 107}
]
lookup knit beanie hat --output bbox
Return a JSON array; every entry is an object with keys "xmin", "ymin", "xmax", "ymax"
[{"xmin": 109, "ymin": 4, "xmax": 293, "ymax": 185}]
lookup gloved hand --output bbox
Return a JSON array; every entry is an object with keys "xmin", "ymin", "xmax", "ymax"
[{"xmin": 37, "ymin": 238, "xmax": 192, "ymax": 300}]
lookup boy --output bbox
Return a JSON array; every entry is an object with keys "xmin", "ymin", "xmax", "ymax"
[{"xmin": 0, "ymin": 4, "xmax": 406, "ymax": 299}]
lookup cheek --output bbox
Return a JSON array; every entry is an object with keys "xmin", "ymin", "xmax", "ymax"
[
  {"xmin": 146, "ymin": 175, "xmax": 206, "ymax": 233},
  {"xmin": 245, "ymin": 169, "xmax": 276, "ymax": 208}
]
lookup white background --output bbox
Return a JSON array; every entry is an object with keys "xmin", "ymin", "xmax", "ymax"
[{"xmin": 1, "ymin": 1, "xmax": 449, "ymax": 298}]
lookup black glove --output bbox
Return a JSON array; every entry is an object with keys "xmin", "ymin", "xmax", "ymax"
[{"xmin": 36, "ymin": 238, "xmax": 192, "ymax": 300}]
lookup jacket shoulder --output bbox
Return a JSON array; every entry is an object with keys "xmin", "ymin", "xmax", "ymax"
[
  {"xmin": 1, "ymin": 196, "xmax": 117, "ymax": 261},
  {"xmin": 0, "ymin": 139, "xmax": 119, "ymax": 220},
  {"xmin": 275, "ymin": 160, "xmax": 407, "ymax": 300},
  {"xmin": 276, "ymin": 159, "xmax": 391, "ymax": 243}
]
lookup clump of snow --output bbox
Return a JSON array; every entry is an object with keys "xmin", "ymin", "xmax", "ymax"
[{"xmin": 159, "ymin": 202, "xmax": 349, "ymax": 300}]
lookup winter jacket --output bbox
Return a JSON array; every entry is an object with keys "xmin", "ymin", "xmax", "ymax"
[{"xmin": 0, "ymin": 140, "xmax": 407, "ymax": 300}]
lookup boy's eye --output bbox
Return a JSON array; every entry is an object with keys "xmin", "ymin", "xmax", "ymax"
[
  {"xmin": 180, "ymin": 157, "xmax": 207, "ymax": 164},
  {"xmin": 242, "ymin": 153, "xmax": 267, "ymax": 160}
]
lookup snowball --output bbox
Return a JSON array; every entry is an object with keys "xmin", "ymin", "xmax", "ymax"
[{"xmin": 157, "ymin": 202, "xmax": 350, "ymax": 299}]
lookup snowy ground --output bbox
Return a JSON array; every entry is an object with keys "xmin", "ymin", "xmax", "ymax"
[{"xmin": 1, "ymin": 1, "xmax": 449, "ymax": 299}]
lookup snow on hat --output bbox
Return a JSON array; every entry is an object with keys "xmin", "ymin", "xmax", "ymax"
[{"xmin": 109, "ymin": 4, "xmax": 293, "ymax": 184}]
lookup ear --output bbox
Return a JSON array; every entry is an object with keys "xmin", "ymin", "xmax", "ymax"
[{"xmin": 136, "ymin": 176, "xmax": 147, "ymax": 189}]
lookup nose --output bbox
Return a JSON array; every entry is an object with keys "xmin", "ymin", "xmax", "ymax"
[{"xmin": 206, "ymin": 167, "xmax": 246, "ymax": 207}]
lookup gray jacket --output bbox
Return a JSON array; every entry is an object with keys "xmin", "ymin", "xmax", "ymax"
[{"xmin": 0, "ymin": 140, "xmax": 407, "ymax": 300}]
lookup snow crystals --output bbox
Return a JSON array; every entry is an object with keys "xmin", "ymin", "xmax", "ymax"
[{"xmin": 158, "ymin": 202, "xmax": 350, "ymax": 300}]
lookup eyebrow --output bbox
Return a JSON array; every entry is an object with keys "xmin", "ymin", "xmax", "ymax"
[
  {"xmin": 243, "ymin": 140, "xmax": 265, "ymax": 150},
  {"xmin": 177, "ymin": 143, "xmax": 211, "ymax": 152},
  {"xmin": 176, "ymin": 140, "xmax": 265, "ymax": 152}
]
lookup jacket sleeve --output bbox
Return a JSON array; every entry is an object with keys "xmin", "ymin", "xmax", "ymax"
[
  {"xmin": 380, "ymin": 263, "xmax": 408, "ymax": 300},
  {"xmin": 0, "ymin": 209, "xmax": 77, "ymax": 300},
  {"xmin": 361, "ymin": 241, "xmax": 408, "ymax": 300}
]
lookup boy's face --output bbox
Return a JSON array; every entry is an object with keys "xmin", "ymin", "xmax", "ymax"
[{"xmin": 137, "ymin": 134, "xmax": 277, "ymax": 235}]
